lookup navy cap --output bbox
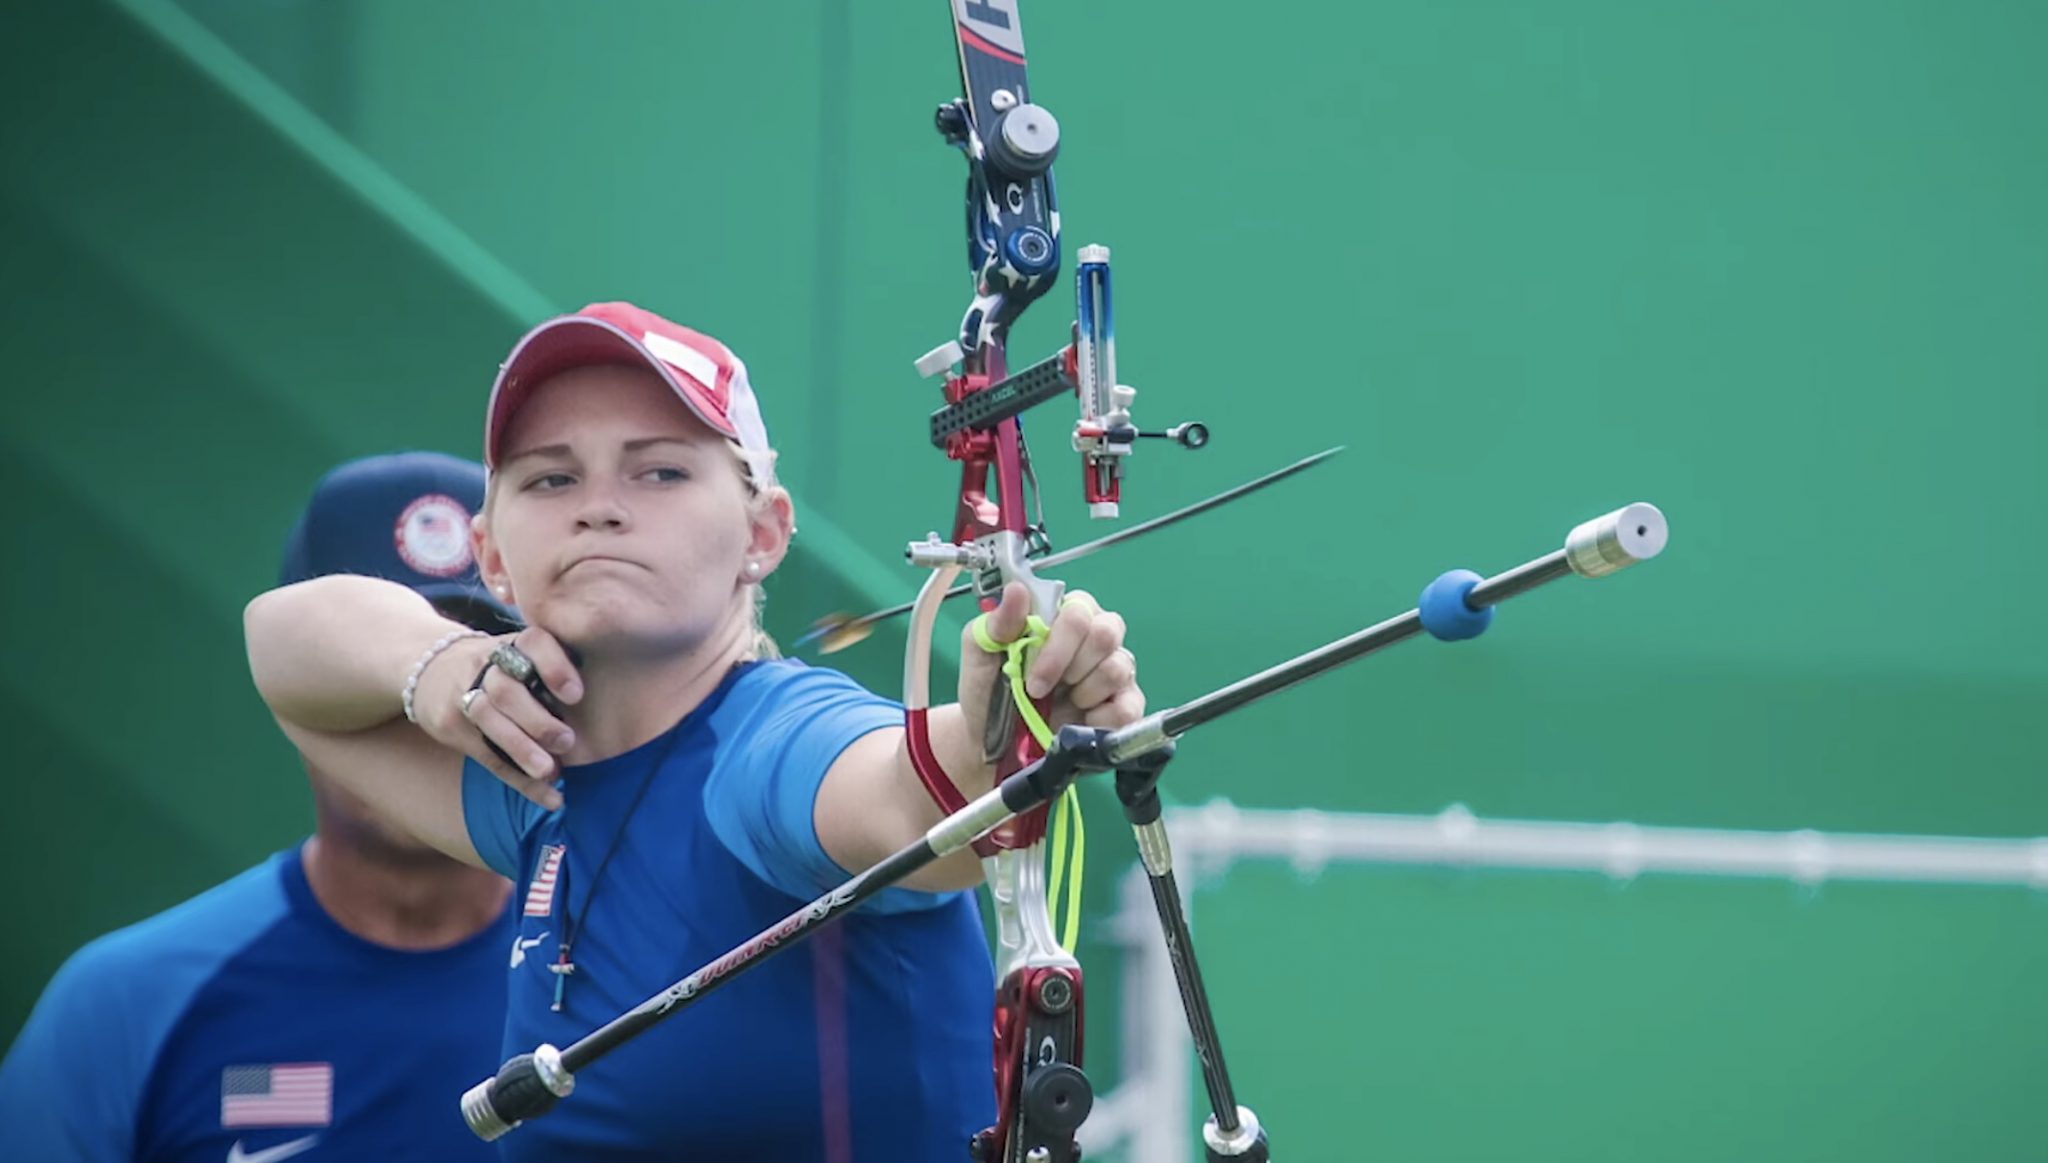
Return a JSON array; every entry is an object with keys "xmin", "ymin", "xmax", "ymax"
[{"xmin": 278, "ymin": 451, "xmax": 522, "ymax": 634}]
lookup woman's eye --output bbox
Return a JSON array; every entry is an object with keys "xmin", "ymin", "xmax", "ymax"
[
  {"xmin": 526, "ymin": 471, "xmax": 576, "ymax": 491},
  {"xmin": 644, "ymin": 467, "xmax": 689, "ymax": 483}
]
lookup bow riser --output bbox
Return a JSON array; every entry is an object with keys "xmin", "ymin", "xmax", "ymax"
[{"xmin": 907, "ymin": 5, "xmax": 1095, "ymax": 1159}]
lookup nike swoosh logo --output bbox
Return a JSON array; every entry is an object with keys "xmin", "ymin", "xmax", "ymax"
[
  {"xmin": 226, "ymin": 1134, "xmax": 319, "ymax": 1163},
  {"xmin": 510, "ymin": 930, "xmax": 549, "ymax": 968}
]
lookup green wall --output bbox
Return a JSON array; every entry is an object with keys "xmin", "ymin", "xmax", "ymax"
[{"xmin": 5, "ymin": 0, "xmax": 2044, "ymax": 1158}]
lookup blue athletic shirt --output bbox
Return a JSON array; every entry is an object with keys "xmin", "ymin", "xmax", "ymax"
[
  {"xmin": 0, "ymin": 845, "xmax": 514, "ymax": 1162},
  {"xmin": 461, "ymin": 658, "xmax": 997, "ymax": 1162}
]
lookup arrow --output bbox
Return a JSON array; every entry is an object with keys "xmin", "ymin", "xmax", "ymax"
[{"xmin": 794, "ymin": 445, "xmax": 1345, "ymax": 654}]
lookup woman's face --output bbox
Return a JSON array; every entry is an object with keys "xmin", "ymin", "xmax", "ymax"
[{"xmin": 477, "ymin": 363, "xmax": 774, "ymax": 657}]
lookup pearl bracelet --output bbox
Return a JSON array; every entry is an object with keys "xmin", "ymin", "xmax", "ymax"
[{"xmin": 402, "ymin": 629, "xmax": 491, "ymax": 723}]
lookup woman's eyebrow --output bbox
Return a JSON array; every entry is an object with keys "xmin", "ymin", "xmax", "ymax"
[
  {"xmin": 622, "ymin": 436, "xmax": 697, "ymax": 453},
  {"xmin": 503, "ymin": 436, "xmax": 696, "ymax": 468},
  {"xmin": 499, "ymin": 443, "xmax": 574, "ymax": 469}
]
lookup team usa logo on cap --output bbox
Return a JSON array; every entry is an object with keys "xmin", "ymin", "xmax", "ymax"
[{"xmin": 393, "ymin": 494, "xmax": 474, "ymax": 577}]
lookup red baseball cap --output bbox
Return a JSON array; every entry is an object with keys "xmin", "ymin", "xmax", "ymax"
[{"xmin": 485, "ymin": 301, "xmax": 775, "ymax": 481}]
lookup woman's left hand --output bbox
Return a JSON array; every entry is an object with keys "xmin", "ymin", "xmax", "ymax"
[{"xmin": 957, "ymin": 582, "xmax": 1146, "ymax": 751}]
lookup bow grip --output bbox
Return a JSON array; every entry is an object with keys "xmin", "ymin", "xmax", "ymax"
[{"xmin": 986, "ymin": 529, "xmax": 1064, "ymax": 626}]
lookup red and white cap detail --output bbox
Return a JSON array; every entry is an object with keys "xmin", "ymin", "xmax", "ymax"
[{"xmin": 485, "ymin": 301, "xmax": 775, "ymax": 484}]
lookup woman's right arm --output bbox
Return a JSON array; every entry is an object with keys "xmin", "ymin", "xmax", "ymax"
[
  {"xmin": 243, "ymin": 576, "xmax": 572, "ymax": 865},
  {"xmin": 245, "ymin": 575, "xmax": 475, "ymax": 733}
]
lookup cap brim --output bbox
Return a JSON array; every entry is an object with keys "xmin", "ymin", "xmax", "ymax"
[{"xmin": 486, "ymin": 316, "xmax": 738, "ymax": 467}]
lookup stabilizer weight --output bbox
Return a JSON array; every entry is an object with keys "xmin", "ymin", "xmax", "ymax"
[{"xmin": 460, "ymin": 1044, "xmax": 574, "ymax": 1141}]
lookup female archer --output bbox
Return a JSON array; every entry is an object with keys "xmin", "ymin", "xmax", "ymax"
[{"xmin": 243, "ymin": 300, "xmax": 1146, "ymax": 1160}]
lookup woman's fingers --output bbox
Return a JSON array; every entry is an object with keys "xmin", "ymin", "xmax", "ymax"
[
  {"xmin": 1063, "ymin": 646, "xmax": 1137, "ymax": 713},
  {"xmin": 461, "ymin": 681, "xmax": 560, "ymax": 781},
  {"xmin": 965, "ymin": 583, "xmax": 1148, "ymax": 734},
  {"xmin": 456, "ymin": 707, "xmax": 564, "ymax": 809},
  {"xmin": 1079, "ymin": 683, "xmax": 1147, "ymax": 730},
  {"xmin": 408, "ymin": 630, "xmax": 573, "ymax": 809},
  {"xmin": 978, "ymin": 582, "xmax": 1035, "ymax": 650},
  {"xmin": 513, "ymin": 628, "xmax": 584, "ymax": 706},
  {"xmin": 1031, "ymin": 593, "xmax": 1126, "ymax": 697},
  {"xmin": 471, "ymin": 742, "xmax": 564, "ymax": 810},
  {"xmin": 1028, "ymin": 591, "xmax": 1122, "ymax": 699},
  {"xmin": 483, "ymin": 665, "xmax": 577, "ymax": 756}
]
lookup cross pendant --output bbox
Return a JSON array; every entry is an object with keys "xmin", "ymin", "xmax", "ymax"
[{"xmin": 549, "ymin": 952, "xmax": 576, "ymax": 1012}]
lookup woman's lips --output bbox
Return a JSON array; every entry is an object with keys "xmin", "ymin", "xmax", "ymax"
[{"xmin": 561, "ymin": 554, "xmax": 640, "ymax": 577}]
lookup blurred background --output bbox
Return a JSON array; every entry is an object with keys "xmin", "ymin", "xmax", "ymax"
[{"xmin": 3, "ymin": 0, "xmax": 2043, "ymax": 1159}]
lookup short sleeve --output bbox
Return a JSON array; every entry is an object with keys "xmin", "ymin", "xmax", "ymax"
[
  {"xmin": 462, "ymin": 757, "xmax": 549, "ymax": 879},
  {"xmin": 703, "ymin": 665, "xmax": 959, "ymax": 914},
  {"xmin": 0, "ymin": 951, "xmax": 142, "ymax": 1162}
]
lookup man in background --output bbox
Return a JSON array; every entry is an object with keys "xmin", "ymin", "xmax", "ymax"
[{"xmin": 0, "ymin": 452, "xmax": 521, "ymax": 1162}]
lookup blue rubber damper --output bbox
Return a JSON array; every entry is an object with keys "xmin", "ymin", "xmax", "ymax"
[
  {"xmin": 1004, "ymin": 226, "xmax": 1058, "ymax": 275},
  {"xmin": 1419, "ymin": 569, "xmax": 1494, "ymax": 641}
]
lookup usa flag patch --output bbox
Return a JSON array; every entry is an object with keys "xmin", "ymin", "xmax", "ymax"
[
  {"xmin": 221, "ymin": 1062, "xmax": 332, "ymax": 1128},
  {"xmin": 524, "ymin": 845, "xmax": 565, "ymax": 917}
]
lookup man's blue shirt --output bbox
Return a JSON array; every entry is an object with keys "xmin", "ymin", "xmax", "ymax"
[{"xmin": 0, "ymin": 845, "xmax": 514, "ymax": 1161}]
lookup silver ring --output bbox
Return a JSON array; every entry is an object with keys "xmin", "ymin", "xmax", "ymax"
[
  {"xmin": 460, "ymin": 688, "xmax": 487, "ymax": 718},
  {"xmin": 490, "ymin": 642, "xmax": 536, "ymax": 684}
]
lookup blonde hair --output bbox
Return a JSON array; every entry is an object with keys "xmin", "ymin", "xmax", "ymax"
[{"xmin": 731, "ymin": 440, "xmax": 784, "ymax": 661}]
